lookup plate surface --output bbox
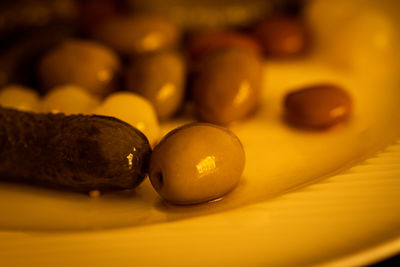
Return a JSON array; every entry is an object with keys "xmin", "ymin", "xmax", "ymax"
[{"xmin": 1, "ymin": 0, "xmax": 400, "ymax": 266}]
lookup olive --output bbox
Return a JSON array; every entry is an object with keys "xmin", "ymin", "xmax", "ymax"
[
  {"xmin": 38, "ymin": 39, "xmax": 120, "ymax": 97},
  {"xmin": 187, "ymin": 31, "xmax": 262, "ymax": 65},
  {"xmin": 0, "ymin": 85, "xmax": 40, "ymax": 112},
  {"xmin": 126, "ymin": 51, "xmax": 185, "ymax": 120},
  {"xmin": 192, "ymin": 47, "xmax": 262, "ymax": 125},
  {"xmin": 284, "ymin": 84, "xmax": 353, "ymax": 128},
  {"xmin": 41, "ymin": 85, "xmax": 100, "ymax": 115},
  {"xmin": 149, "ymin": 123, "xmax": 245, "ymax": 205},
  {"xmin": 92, "ymin": 15, "xmax": 181, "ymax": 56},
  {"xmin": 252, "ymin": 16, "xmax": 310, "ymax": 57}
]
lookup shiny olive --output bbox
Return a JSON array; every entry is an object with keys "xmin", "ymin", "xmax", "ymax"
[
  {"xmin": 192, "ymin": 47, "xmax": 262, "ymax": 125},
  {"xmin": 38, "ymin": 39, "xmax": 120, "ymax": 97},
  {"xmin": 126, "ymin": 51, "xmax": 185, "ymax": 120},
  {"xmin": 149, "ymin": 123, "xmax": 245, "ymax": 205},
  {"xmin": 92, "ymin": 15, "xmax": 181, "ymax": 56},
  {"xmin": 284, "ymin": 84, "xmax": 353, "ymax": 128},
  {"xmin": 252, "ymin": 16, "xmax": 310, "ymax": 57}
]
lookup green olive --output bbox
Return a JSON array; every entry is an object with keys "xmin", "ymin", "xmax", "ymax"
[
  {"xmin": 149, "ymin": 123, "xmax": 245, "ymax": 205},
  {"xmin": 192, "ymin": 47, "xmax": 262, "ymax": 125},
  {"xmin": 126, "ymin": 51, "xmax": 185, "ymax": 120},
  {"xmin": 92, "ymin": 15, "xmax": 181, "ymax": 56},
  {"xmin": 38, "ymin": 39, "xmax": 120, "ymax": 97}
]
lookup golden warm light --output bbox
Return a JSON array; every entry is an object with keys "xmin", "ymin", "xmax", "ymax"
[{"xmin": 1, "ymin": 0, "xmax": 400, "ymax": 266}]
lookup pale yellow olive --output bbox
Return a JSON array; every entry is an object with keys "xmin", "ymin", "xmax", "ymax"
[
  {"xmin": 149, "ymin": 123, "xmax": 245, "ymax": 205},
  {"xmin": 41, "ymin": 84, "xmax": 100, "ymax": 114},
  {"xmin": 93, "ymin": 92, "xmax": 160, "ymax": 146},
  {"xmin": 0, "ymin": 84, "xmax": 40, "ymax": 112}
]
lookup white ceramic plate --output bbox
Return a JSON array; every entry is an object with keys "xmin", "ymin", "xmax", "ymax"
[{"xmin": 1, "ymin": 0, "xmax": 400, "ymax": 266}]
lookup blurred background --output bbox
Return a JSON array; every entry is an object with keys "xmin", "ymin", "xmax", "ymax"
[
  {"xmin": 0, "ymin": 0, "xmax": 399, "ymax": 266},
  {"xmin": 0, "ymin": 0, "xmax": 303, "ymax": 88}
]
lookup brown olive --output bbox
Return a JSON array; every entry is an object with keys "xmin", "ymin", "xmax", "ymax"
[
  {"xmin": 252, "ymin": 16, "xmax": 310, "ymax": 57},
  {"xmin": 149, "ymin": 123, "xmax": 245, "ymax": 205},
  {"xmin": 126, "ymin": 51, "xmax": 185, "ymax": 120},
  {"xmin": 38, "ymin": 39, "xmax": 120, "ymax": 97},
  {"xmin": 192, "ymin": 47, "xmax": 262, "ymax": 125},
  {"xmin": 284, "ymin": 84, "xmax": 353, "ymax": 128},
  {"xmin": 92, "ymin": 15, "xmax": 181, "ymax": 56}
]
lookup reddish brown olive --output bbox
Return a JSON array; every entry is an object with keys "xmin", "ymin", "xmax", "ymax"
[
  {"xmin": 284, "ymin": 84, "xmax": 353, "ymax": 128},
  {"xmin": 192, "ymin": 47, "xmax": 262, "ymax": 125},
  {"xmin": 187, "ymin": 31, "xmax": 262, "ymax": 64},
  {"xmin": 252, "ymin": 16, "xmax": 310, "ymax": 57}
]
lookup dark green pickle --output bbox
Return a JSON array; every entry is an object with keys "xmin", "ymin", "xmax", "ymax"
[{"xmin": 0, "ymin": 107, "xmax": 151, "ymax": 192}]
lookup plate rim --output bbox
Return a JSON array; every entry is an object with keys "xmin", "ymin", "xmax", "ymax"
[{"xmin": 316, "ymin": 236, "xmax": 400, "ymax": 267}]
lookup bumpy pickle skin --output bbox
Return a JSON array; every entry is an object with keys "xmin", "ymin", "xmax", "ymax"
[{"xmin": 0, "ymin": 107, "xmax": 151, "ymax": 192}]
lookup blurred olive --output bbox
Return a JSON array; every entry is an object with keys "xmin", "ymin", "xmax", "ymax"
[
  {"xmin": 192, "ymin": 47, "xmax": 262, "ymax": 125},
  {"xmin": 187, "ymin": 31, "xmax": 262, "ymax": 64},
  {"xmin": 126, "ymin": 51, "xmax": 186, "ymax": 120},
  {"xmin": 284, "ymin": 84, "xmax": 352, "ymax": 128},
  {"xmin": 38, "ymin": 39, "xmax": 121, "ymax": 97},
  {"xmin": 0, "ymin": 84, "xmax": 40, "ymax": 112},
  {"xmin": 126, "ymin": 0, "xmax": 275, "ymax": 31},
  {"xmin": 92, "ymin": 15, "xmax": 181, "ymax": 56},
  {"xmin": 252, "ymin": 16, "xmax": 310, "ymax": 57}
]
